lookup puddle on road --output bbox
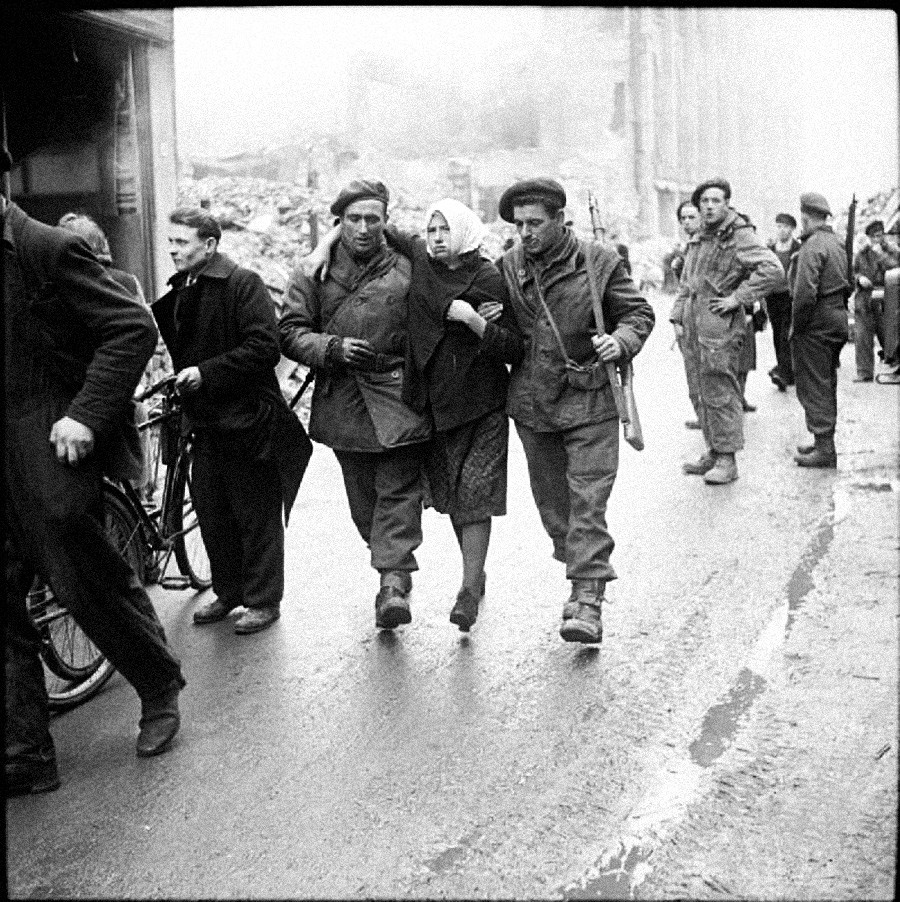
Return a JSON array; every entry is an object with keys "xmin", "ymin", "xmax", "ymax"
[
  {"xmin": 564, "ymin": 842, "xmax": 653, "ymax": 900},
  {"xmin": 688, "ymin": 667, "xmax": 767, "ymax": 767},
  {"xmin": 785, "ymin": 500, "xmax": 836, "ymax": 635}
]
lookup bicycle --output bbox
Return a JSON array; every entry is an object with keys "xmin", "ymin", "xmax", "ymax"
[{"xmin": 26, "ymin": 375, "xmax": 212, "ymax": 711}]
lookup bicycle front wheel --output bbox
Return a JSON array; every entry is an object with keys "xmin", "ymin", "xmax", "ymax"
[{"xmin": 171, "ymin": 448, "xmax": 212, "ymax": 590}]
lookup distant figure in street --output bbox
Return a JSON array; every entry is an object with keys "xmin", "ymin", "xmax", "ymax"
[
  {"xmin": 789, "ymin": 192, "xmax": 850, "ymax": 468},
  {"xmin": 670, "ymin": 177, "xmax": 783, "ymax": 485},
  {"xmin": 853, "ymin": 219, "xmax": 900, "ymax": 382},
  {"xmin": 671, "ymin": 200, "xmax": 704, "ymax": 430},
  {"xmin": 765, "ymin": 213, "xmax": 801, "ymax": 391},
  {"xmin": 497, "ymin": 177, "xmax": 654, "ymax": 644},
  {"xmin": 280, "ymin": 180, "xmax": 431, "ymax": 631},
  {"xmin": 4, "ymin": 160, "xmax": 186, "ymax": 797},
  {"xmin": 153, "ymin": 207, "xmax": 312, "ymax": 635}
]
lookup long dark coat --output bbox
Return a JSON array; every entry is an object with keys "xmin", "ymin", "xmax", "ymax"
[{"xmin": 153, "ymin": 252, "xmax": 311, "ymax": 520}]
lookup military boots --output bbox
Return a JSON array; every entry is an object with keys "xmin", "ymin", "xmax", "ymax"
[
  {"xmin": 795, "ymin": 432, "xmax": 837, "ymax": 468},
  {"xmin": 375, "ymin": 570, "xmax": 412, "ymax": 630},
  {"xmin": 559, "ymin": 579, "xmax": 604, "ymax": 644},
  {"xmin": 682, "ymin": 450, "xmax": 716, "ymax": 475},
  {"xmin": 703, "ymin": 452, "xmax": 738, "ymax": 484}
]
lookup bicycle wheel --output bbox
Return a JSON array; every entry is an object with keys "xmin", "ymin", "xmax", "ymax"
[
  {"xmin": 31, "ymin": 485, "xmax": 145, "ymax": 711},
  {"xmin": 171, "ymin": 447, "xmax": 212, "ymax": 590}
]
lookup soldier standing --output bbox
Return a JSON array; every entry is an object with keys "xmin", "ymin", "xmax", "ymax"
[
  {"xmin": 789, "ymin": 192, "xmax": 850, "ymax": 468},
  {"xmin": 766, "ymin": 213, "xmax": 801, "ymax": 391},
  {"xmin": 670, "ymin": 178, "xmax": 783, "ymax": 485}
]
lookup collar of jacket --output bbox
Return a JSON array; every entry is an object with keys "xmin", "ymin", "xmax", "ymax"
[
  {"xmin": 521, "ymin": 228, "xmax": 579, "ymax": 283},
  {"xmin": 799, "ymin": 223, "xmax": 835, "ymax": 242},
  {"xmin": 2, "ymin": 201, "xmax": 27, "ymax": 250},
  {"xmin": 329, "ymin": 238, "xmax": 397, "ymax": 292},
  {"xmin": 168, "ymin": 251, "xmax": 237, "ymax": 288}
]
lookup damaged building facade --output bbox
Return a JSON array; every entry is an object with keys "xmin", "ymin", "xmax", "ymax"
[
  {"xmin": 3, "ymin": 8, "xmax": 177, "ymax": 298},
  {"xmin": 338, "ymin": 7, "xmax": 801, "ymax": 239}
]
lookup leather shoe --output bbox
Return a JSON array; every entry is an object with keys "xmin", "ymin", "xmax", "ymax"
[
  {"xmin": 770, "ymin": 370, "xmax": 787, "ymax": 391},
  {"xmin": 795, "ymin": 448, "xmax": 837, "ymax": 468},
  {"xmin": 682, "ymin": 451, "xmax": 715, "ymax": 475},
  {"xmin": 853, "ymin": 375, "xmax": 873, "ymax": 382},
  {"xmin": 234, "ymin": 606, "xmax": 280, "ymax": 634},
  {"xmin": 193, "ymin": 597, "xmax": 238, "ymax": 625},
  {"xmin": 5, "ymin": 761, "xmax": 61, "ymax": 797},
  {"xmin": 742, "ymin": 399, "xmax": 757, "ymax": 412},
  {"xmin": 449, "ymin": 586, "xmax": 480, "ymax": 632},
  {"xmin": 136, "ymin": 686, "xmax": 180, "ymax": 757},
  {"xmin": 684, "ymin": 419, "xmax": 702, "ymax": 429}
]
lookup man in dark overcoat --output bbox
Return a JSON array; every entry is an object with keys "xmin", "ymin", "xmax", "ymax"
[
  {"xmin": 153, "ymin": 208, "xmax": 312, "ymax": 634},
  {"xmin": 497, "ymin": 178, "xmax": 655, "ymax": 644},
  {"xmin": 4, "ymin": 170, "xmax": 187, "ymax": 796},
  {"xmin": 789, "ymin": 192, "xmax": 850, "ymax": 468},
  {"xmin": 279, "ymin": 180, "xmax": 432, "ymax": 631}
]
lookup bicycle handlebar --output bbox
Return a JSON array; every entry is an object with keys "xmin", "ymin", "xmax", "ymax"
[{"xmin": 135, "ymin": 374, "xmax": 176, "ymax": 403}]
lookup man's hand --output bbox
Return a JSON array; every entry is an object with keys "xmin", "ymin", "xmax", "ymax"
[
  {"xmin": 857, "ymin": 275, "xmax": 873, "ymax": 290},
  {"xmin": 175, "ymin": 366, "xmax": 203, "ymax": 395},
  {"xmin": 339, "ymin": 338, "xmax": 377, "ymax": 368},
  {"xmin": 445, "ymin": 299, "xmax": 477, "ymax": 325},
  {"xmin": 476, "ymin": 301, "xmax": 503, "ymax": 324},
  {"xmin": 298, "ymin": 247, "xmax": 329, "ymax": 281},
  {"xmin": 708, "ymin": 294, "xmax": 741, "ymax": 315},
  {"xmin": 592, "ymin": 333, "xmax": 624, "ymax": 363},
  {"xmin": 49, "ymin": 417, "xmax": 95, "ymax": 465}
]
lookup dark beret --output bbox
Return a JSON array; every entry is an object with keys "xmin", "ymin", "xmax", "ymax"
[
  {"xmin": 799, "ymin": 192, "xmax": 831, "ymax": 216},
  {"xmin": 498, "ymin": 178, "xmax": 566, "ymax": 223},
  {"xmin": 775, "ymin": 213, "xmax": 797, "ymax": 228},
  {"xmin": 691, "ymin": 178, "xmax": 732, "ymax": 209},
  {"xmin": 864, "ymin": 219, "xmax": 885, "ymax": 236},
  {"xmin": 330, "ymin": 179, "xmax": 390, "ymax": 217}
]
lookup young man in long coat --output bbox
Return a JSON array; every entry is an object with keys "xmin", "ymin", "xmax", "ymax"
[
  {"xmin": 497, "ymin": 177, "xmax": 655, "ymax": 644},
  {"xmin": 279, "ymin": 181, "xmax": 431, "ymax": 631},
  {"xmin": 4, "ymin": 167, "xmax": 187, "ymax": 796},
  {"xmin": 153, "ymin": 208, "xmax": 311, "ymax": 635},
  {"xmin": 789, "ymin": 192, "xmax": 850, "ymax": 467},
  {"xmin": 670, "ymin": 177, "xmax": 783, "ymax": 485}
]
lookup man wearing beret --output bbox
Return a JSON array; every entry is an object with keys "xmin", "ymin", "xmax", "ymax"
[
  {"xmin": 497, "ymin": 177, "xmax": 655, "ymax": 644},
  {"xmin": 766, "ymin": 213, "xmax": 802, "ymax": 391},
  {"xmin": 788, "ymin": 192, "xmax": 850, "ymax": 467},
  {"xmin": 853, "ymin": 219, "xmax": 900, "ymax": 382},
  {"xmin": 280, "ymin": 180, "xmax": 431, "ymax": 630},
  {"xmin": 670, "ymin": 177, "xmax": 783, "ymax": 484}
]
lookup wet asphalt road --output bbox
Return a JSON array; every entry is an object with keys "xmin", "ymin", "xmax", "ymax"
[{"xmin": 7, "ymin": 290, "xmax": 898, "ymax": 899}]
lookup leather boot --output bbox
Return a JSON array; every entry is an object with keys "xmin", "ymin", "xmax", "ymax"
[
  {"xmin": 796, "ymin": 441, "xmax": 815, "ymax": 455},
  {"xmin": 136, "ymin": 684, "xmax": 181, "ymax": 757},
  {"xmin": 375, "ymin": 570, "xmax": 412, "ymax": 630},
  {"xmin": 682, "ymin": 450, "xmax": 716, "ymax": 475},
  {"xmin": 795, "ymin": 433, "xmax": 837, "ymax": 468},
  {"xmin": 193, "ymin": 596, "xmax": 239, "ymax": 625},
  {"xmin": 449, "ymin": 572, "xmax": 486, "ymax": 632},
  {"xmin": 704, "ymin": 452, "xmax": 738, "ymax": 484},
  {"xmin": 559, "ymin": 579, "xmax": 603, "ymax": 643}
]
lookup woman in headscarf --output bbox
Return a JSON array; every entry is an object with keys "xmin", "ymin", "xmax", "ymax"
[{"xmin": 306, "ymin": 199, "xmax": 523, "ymax": 632}]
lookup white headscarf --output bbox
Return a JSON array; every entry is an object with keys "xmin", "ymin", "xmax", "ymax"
[{"xmin": 424, "ymin": 197, "xmax": 486, "ymax": 258}]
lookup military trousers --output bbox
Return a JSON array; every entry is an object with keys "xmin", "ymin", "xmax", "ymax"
[
  {"xmin": 191, "ymin": 432, "xmax": 286, "ymax": 610},
  {"xmin": 5, "ymin": 401, "xmax": 186, "ymax": 771},
  {"xmin": 515, "ymin": 418, "xmax": 619, "ymax": 582},
  {"xmin": 853, "ymin": 289, "xmax": 885, "ymax": 379},
  {"xmin": 792, "ymin": 332, "xmax": 843, "ymax": 436},
  {"xmin": 767, "ymin": 292, "xmax": 795, "ymax": 383},
  {"xmin": 681, "ymin": 312, "xmax": 745, "ymax": 454},
  {"xmin": 334, "ymin": 443, "xmax": 426, "ymax": 573}
]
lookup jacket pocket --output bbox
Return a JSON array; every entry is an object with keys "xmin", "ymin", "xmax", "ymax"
[{"xmin": 564, "ymin": 360, "xmax": 609, "ymax": 391}]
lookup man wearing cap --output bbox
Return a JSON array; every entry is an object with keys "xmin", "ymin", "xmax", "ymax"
[
  {"xmin": 670, "ymin": 177, "xmax": 783, "ymax": 484},
  {"xmin": 853, "ymin": 219, "xmax": 900, "ymax": 381},
  {"xmin": 765, "ymin": 213, "xmax": 801, "ymax": 391},
  {"xmin": 280, "ymin": 180, "xmax": 431, "ymax": 630},
  {"xmin": 153, "ymin": 207, "xmax": 312, "ymax": 635},
  {"xmin": 497, "ymin": 177, "xmax": 655, "ymax": 644},
  {"xmin": 788, "ymin": 192, "xmax": 850, "ymax": 467}
]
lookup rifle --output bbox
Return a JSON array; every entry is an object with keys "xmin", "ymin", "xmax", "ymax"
[
  {"xmin": 585, "ymin": 197, "xmax": 644, "ymax": 450},
  {"xmin": 844, "ymin": 194, "xmax": 857, "ymax": 305}
]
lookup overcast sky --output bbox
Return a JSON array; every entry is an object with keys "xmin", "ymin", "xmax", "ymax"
[{"xmin": 173, "ymin": 7, "xmax": 899, "ymax": 206}]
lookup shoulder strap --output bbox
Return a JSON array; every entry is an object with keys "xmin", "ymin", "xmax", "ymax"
[{"xmin": 524, "ymin": 261, "xmax": 576, "ymax": 367}]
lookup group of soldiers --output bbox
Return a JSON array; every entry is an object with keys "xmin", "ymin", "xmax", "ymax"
[
  {"xmin": 3, "ymin": 150, "xmax": 883, "ymax": 799},
  {"xmin": 668, "ymin": 177, "xmax": 878, "ymax": 479}
]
